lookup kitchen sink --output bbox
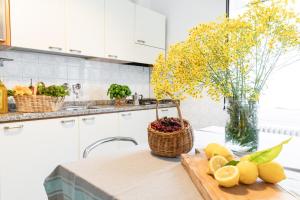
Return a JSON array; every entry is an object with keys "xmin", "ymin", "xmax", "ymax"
[{"xmin": 61, "ymin": 106, "xmax": 87, "ymax": 111}]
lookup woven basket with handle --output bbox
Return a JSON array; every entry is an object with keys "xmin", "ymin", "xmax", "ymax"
[
  {"xmin": 14, "ymin": 95, "xmax": 64, "ymax": 113},
  {"xmin": 148, "ymin": 101, "xmax": 194, "ymax": 157}
]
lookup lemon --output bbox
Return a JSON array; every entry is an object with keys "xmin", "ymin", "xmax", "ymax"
[
  {"xmin": 204, "ymin": 143, "xmax": 222, "ymax": 159},
  {"xmin": 204, "ymin": 143, "xmax": 234, "ymax": 161},
  {"xmin": 237, "ymin": 161, "xmax": 258, "ymax": 184},
  {"xmin": 214, "ymin": 166, "xmax": 240, "ymax": 187},
  {"xmin": 208, "ymin": 155, "xmax": 228, "ymax": 175},
  {"xmin": 240, "ymin": 155, "xmax": 251, "ymax": 162},
  {"xmin": 258, "ymin": 162, "xmax": 286, "ymax": 184}
]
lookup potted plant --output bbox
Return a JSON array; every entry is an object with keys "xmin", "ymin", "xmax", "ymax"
[
  {"xmin": 164, "ymin": 0, "xmax": 300, "ymax": 154},
  {"xmin": 107, "ymin": 84, "xmax": 132, "ymax": 106},
  {"xmin": 149, "ymin": 43, "xmax": 194, "ymax": 158}
]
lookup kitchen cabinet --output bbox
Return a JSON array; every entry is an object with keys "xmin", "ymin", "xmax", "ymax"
[
  {"xmin": 158, "ymin": 107, "xmax": 178, "ymax": 118},
  {"xmin": 10, "ymin": 0, "xmax": 65, "ymax": 52},
  {"xmin": 118, "ymin": 110, "xmax": 155, "ymax": 149},
  {"xmin": 105, "ymin": 0, "xmax": 135, "ymax": 61},
  {"xmin": 79, "ymin": 114, "xmax": 119, "ymax": 158},
  {"xmin": 134, "ymin": 43, "xmax": 165, "ymax": 64},
  {"xmin": 0, "ymin": 0, "xmax": 10, "ymax": 46},
  {"xmin": 0, "ymin": 118, "xmax": 79, "ymax": 200},
  {"xmin": 0, "ymin": 107, "xmax": 175, "ymax": 200},
  {"xmin": 66, "ymin": 0, "xmax": 105, "ymax": 57},
  {"xmin": 135, "ymin": 5, "xmax": 166, "ymax": 49}
]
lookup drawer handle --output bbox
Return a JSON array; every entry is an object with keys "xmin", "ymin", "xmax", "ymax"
[
  {"xmin": 48, "ymin": 46, "xmax": 62, "ymax": 51},
  {"xmin": 161, "ymin": 109, "xmax": 169, "ymax": 112},
  {"xmin": 3, "ymin": 125, "xmax": 24, "ymax": 130},
  {"xmin": 137, "ymin": 40, "xmax": 146, "ymax": 44},
  {"xmin": 121, "ymin": 113, "xmax": 132, "ymax": 117},
  {"xmin": 69, "ymin": 49, "xmax": 82, "ymax": 54},
  {"xmin": 61, "ymin": 119, "xmax": 75, "ymax": 124},
  {"xmin": 108, "ymin": 54, "xmax": 118, "ymax": 59},
  {"xmin": 82, "ymin": 117, "xmax": 95, "ymax": 122}
]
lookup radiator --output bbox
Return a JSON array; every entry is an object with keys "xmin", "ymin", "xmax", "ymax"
[{"xmin": 259, "ymin": 125, "xmax": 300, "ymax": 137}]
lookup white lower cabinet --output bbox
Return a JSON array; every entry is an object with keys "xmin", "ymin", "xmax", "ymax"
[
  {"xmin": 78, "ymin": 113, "xmax": 119, "ymax": 158},
  {"xmin": 118, "ymin": 110, "xmax": 155, "ymax": 149},
  {"xmin": 0, "ymin": 117, "xmax": 79, "ymax": 200},
  {"xmin": 0, "ymin": 108, "xmax": 175, "ymax": 200},
  {"xmin": 158, "ymin": 107, "xmax": 178, "ymax": 118}
]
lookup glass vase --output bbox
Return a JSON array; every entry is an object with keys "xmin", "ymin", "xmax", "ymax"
[{"xmin": 225, "ymin": 98, "xmax": 259, "ymax": 155}]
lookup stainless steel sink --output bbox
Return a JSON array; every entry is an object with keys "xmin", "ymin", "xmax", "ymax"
[{"xmin": 62, "ymin": 106, "xmax": 87, "ymax": 111}]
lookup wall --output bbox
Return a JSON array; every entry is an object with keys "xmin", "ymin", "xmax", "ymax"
[
  {"xmin": 150, "ymin": 0, "xmax": 228, "ymax": 129},
  {"xmin": 0, "ymin": 50, "xmax": 150, "ymax": 101}
]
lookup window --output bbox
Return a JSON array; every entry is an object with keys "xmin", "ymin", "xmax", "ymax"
[{"xmin": 229, "ymin": 0, "xmax": 300, "ymax": 110}]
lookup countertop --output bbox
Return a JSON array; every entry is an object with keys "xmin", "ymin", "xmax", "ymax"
[{"xmin": 0, "ymin": 103, "xmax": 176, "ymax": 123}]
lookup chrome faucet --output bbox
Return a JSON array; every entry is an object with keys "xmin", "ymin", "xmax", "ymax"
[
  {"xmin": 0, "ymin": 57, "xmax": 13, "ymax": 67},
  {"xmin": 72, "ymin": 83, "xmax": 81, "ymax": 99}
]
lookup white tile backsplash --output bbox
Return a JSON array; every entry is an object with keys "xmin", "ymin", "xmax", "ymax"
[{"xmin": 0, "ymin": 50, "xmax": 151, "ymax": 100}]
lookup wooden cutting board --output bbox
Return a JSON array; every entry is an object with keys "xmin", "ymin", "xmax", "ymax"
[{"xmin": 181, "ymin": 152, "xmax": 298, "ymax": 200}]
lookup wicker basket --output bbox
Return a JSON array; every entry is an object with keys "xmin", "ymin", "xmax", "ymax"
[
  {"xmin": 148, "ymin": 101, "xmax": 194, "ymax": 157},
  {"xmin": 14, "ymin": 95, "xmax": 64, "ymax": 113}
]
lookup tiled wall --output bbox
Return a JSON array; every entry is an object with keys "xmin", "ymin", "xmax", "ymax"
[{"xmin": 0, "ymin": 50, "xmax": 151, "ymax": 101}]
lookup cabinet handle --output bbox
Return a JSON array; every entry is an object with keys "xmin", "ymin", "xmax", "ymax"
[
  {"xmin": 121, "ymin": 113, "xmax": 132, "ymax": 117},
  {"xmin": 3, "ymin": 125, "xmax": 24, "ymax": 130},
  {"xmin": 69, "ymin": 49, "xmax": 82, "ymax": 54},
  {"xmin": 108, "ymin": 54, "xmax": 118, "ymax": 59},
  {"xmin": 82, "ymin": 117, "xmax": 95, "ymax": 122},
  {"xmin": 161, "ymin": 109, "xmax": 169, "ymax": 112},
  {"xmin": 137, "ymin": 40, "xmax": 146, "ymax": 44},
  {"xmin": 61, "ymin": 119, "xmax": 75, "ymax": 124},
  {"xmin": 48, "ymin": 46, "xmax": 62, "ymax": 51}
]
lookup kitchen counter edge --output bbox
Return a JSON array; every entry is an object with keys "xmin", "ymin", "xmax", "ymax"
[{"xmin": 0, "ymin": 104, "xmax": 176, "ymax": 123}]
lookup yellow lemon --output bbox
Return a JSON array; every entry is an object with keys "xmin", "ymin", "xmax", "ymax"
[
  {"xmin": 204, "ymin": 143, "xmax": 222, "ymax": 159},
  {"xmin": 208, "ymin": 155, "xmax": 228, "ymax": 175},
  {"xmin": 204, "ymin": 143, "xmax": 234, "ymax": 161},
  {"xmin": 258, "ymin": 162, "xmax": 286, "ymax": 184},
  {"xmin": 214, "ymin": 166, "xmax": 240, "ymax": 187},
  {"xmin": 237, "ymin": 161, "xmax": 258, "ymax": 184},
  {"xmin": 240, "ymin": 155, "xmax": 251, "ymax": 162}
]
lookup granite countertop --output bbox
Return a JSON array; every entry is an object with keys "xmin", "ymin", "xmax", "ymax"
[{"xmin": 0, "ymin": 103, "xmax": 176, "ymax": 123}]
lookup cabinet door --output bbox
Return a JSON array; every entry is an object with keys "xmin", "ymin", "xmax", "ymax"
[
  {"xmin": 118, "ymin": 110, "xmax": 155, "ymax": 148},
  {"xmin": 0, "ymin": 118, "xmax": 79, "ymax": 200},
  {"xmin": 105, "ymin": 0, "xmax": 135, "ymax": 61},
  {"xmin": 158, "ymin": 107, "xmax": 178, "ymax": 118},
  {"xmin": 134, "ymin": 43, "xmax": 165, "ymax": 64},
  {"xmin": 79, "ymin": 114, "xmax": 119, "ymax": 158},
  {"xmin": 66, "ymin": 0, "xmax": 105, "ymax": 57},
  {"xmin": 10, "ymin": 0, "xmax": 65, "ymax": 52},
  {"xmin": 135, "ymin": 5, "xmax": 166, "ymax": 49}
]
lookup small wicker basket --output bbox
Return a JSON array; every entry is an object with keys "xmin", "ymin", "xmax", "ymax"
[
  {"xmin": 148, "ymin": 101, "xmax": 194, "ymax": 158},
  {"xmin": 14, "ymin": 95, "xmax": 64, "ymax": 113}
]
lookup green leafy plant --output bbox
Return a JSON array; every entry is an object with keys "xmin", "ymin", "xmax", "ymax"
[
  {"xmin": 7, "ymin": 89, "xmax": 15, "ymax": 97},
  {"xmin": 107, "ymin": 84, "xmax": 132, "ymax": 100},
  {"xmin": 37, "ymin": 82, "xmax": 69, "ymax": 97}
]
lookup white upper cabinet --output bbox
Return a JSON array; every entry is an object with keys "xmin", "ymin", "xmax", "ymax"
[
  {"xmin": 135, "ymin": 5, "xmax": 166, "ymax": 50},
  {"xmin": 66, "ymin": 0, "xmax": 105, "ymax": 57},
  {"xmin": 8, "ymin": 0, "xmax": 166, "ymax": 64},
  {"xmin": 10, "ymin": 0, "xmax": 65, "ymax": 52},
  {"xmin": 105, "ymin": 0, "xmax": 135, "ymax": 61}
]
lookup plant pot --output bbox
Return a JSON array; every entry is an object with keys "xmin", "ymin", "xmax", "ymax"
[
  {"xmin": 114, "ymin": 98, "xmax": 126, "ymax": 106},
  {"xmin": 225, "ymin": 98, "xmax": 259, "ymax": 155}
]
